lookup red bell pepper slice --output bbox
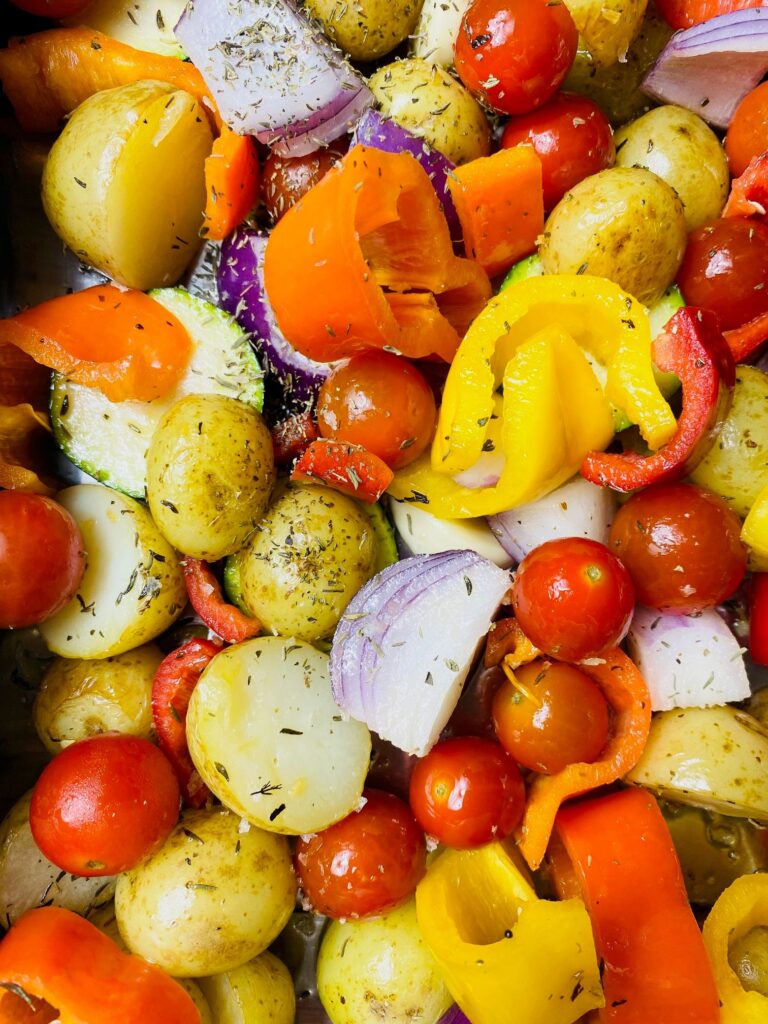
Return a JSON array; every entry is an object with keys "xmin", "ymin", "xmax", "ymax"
[
  {"xmin": 270, "ymin": 408, "xmax": 319, "ymax": 466},
  {"xmin": 181, "ymin": 558, "xmax": 261, "ymax": 644},
  {"xmin": 722, "ymin": 310, "xmax": 768, "ymax": 363},
  {"xmin": 291, "ymin": 438, "xmax": 394, "ymax": 503},
  {"xmin": 152, "ymin": 638, "xmax": 221, "ymax": 808},
  {"xmin": 581, "ymin": 307, "xmax": 735, "ymax": 491},
  {"xmin": 552, "ymin": 788, "xmax": 720, "ymax": 1024},
  {"xmin": 724, "ymin": 151, "xmax": 768, "ymax": 220},
  {"xmin": 750, "ymin": 573, "xmax": 768, "ymax": 666}
]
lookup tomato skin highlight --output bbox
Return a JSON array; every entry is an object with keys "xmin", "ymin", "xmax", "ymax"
[
  {"xmin": 511, "ymin": 537, "xmax": 635, "ymax": 662},
  {"xmin": 29, "ymin": 734, "xmax": 180, "ymax": 876},
  {"xmin": 727, "ymin": 82, "xmax": 768, "ymax": 178},
  {"xmin": 409, "ymin": 736, "xmax": 525, "ymax": 848},
  {"xmin": 294, "ymin": 789, "xmax": 426, "ymax": 919},
  {"xmin": 610, "ymin": 482, "xmax": 747, "ymax": 613}
]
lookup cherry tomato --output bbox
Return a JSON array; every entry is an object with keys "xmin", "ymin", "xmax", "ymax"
[
  {"xmin": 408, "ymin": 737, "xmax": 525, "ymax": 848},
  {"xmin": 10, "ymin": 0, "xmax": 90, "ymax": 15},
  {"xmin": 677, "ymin": 219, "xmax": 768, "ymax": 331},
  {"xmin": 727, "ymin": 82, "xmax": 768, "ymax": 177},
  {"xmin": 0, "ymin": 492, "xmax": 85, "ymax": 629},
  {"xmin": 656, "ymin": 0, "xmax": 764, "ymax": 30},
  {"xmin": 316, "ymin": 350, "xmax": 436, "ymax": 469},
  {"xmin": 609, "ymin": 482, "xmax": 747, "ymax": 613},
  {"xmin": 455, "ymin": 0, "xmax": 578, "ymax": 116},
  {"xmin": 262, "ymin": 143, "xmax": 346, "ymax": 222},
  {"xmin": 294, "ymin": 789, "xmax": 426, "ymax": 919},
  {"xmin": 501, "ymin": 93, "xmax": 615, "ymax": 210},
  {"xmin": 492, "ymin": 659, "xmax": 610, "ymax": 774},
  {"xmin": 30, "ymin": 735, "xmax": 180, "ymax": 876},
  {"xmin": 511, "ymin": 537, "xmax": 635, "ymax": 662}
]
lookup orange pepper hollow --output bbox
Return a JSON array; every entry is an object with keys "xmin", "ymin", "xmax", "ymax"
[
  {"xmin": 447, "ymin": 147, "xmax": 544, "ymax": 278},
  {"xmin": 263, "ymin": 145, "xmax": 491, "ymax": 364},
  {"xmin": 0, "ymin": 907, "xmax": 201, "ymax": 1024},
  {"xmin": 203, "ymin": 128, "xmax": 261, "ymax": 242},
  {"xmin": 516, "ymin": 648, "xmax": 651, "ymax": 870}
]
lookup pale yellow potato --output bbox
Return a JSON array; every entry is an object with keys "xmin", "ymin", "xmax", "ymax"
[
  {"xmin": 42, "ymin": 80, "xmax": 213, "ymax": 290},
  {"xmin": 65, "ymin": 0, "xmax": 186, "ymax": 56},
  {"xmin": 615, "ymin": 105, "xmax": 729, "ymax": 230},
  {"xmin": 306, "ymin": 0, "xmax": 420, "ymax": 60},
  {"xmin": 115, "ymin": 806, "xmax": 295, "ymax": 977},
  {"xmin": 146, "ymin": 394, "xmax": 275, "ymax": 561},
  {"xmin": 197, "ymin": 951, "xmax": 296, "ymax": 1024},
  {"xmin": 370, "ymin": 57, "xmax": 490, "ymax": 165},
  {"xmin": 33, "ymin": 645, "xmax": 161, "ymax": 754},
  {"xmin": 178, "ymin": 981, "xmax": 214, "ymax": 1024},
  {"xmin": 564, "ymin": 0, "xmax": 648, "ymax": 67},
  {"xmin": 411, "ymin": 0, "xmax": 470, "ymax": 66}
]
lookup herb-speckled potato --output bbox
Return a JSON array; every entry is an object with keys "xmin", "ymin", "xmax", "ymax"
[
  {"xmin": 239, "ymin": 484, "xmax": 377, "ymax": 642},
  {"xmin": 564, "ymin": 0, "xmax": 648, "ymax": 67},
  {"xmin": 411, "ymin": 0, "xmax": 470, "ymax": 66},
  {"xmin": 115, "ymin": 806, "xmax": 295, "ymax": 977},
  {"xmin": 369, "ymin": 58, "xmax": 491, "ymax": 165},
  {"xmin": 197, "ymin": 951, "xmax": 296, "ymax": 1024},
  {"xmin": 147, "ymin": 394, "xmax": 275, "ymax": 561},
  {"xmin": 539, "ymin": 166, "xmax": 687, "ymax": 305},
  {"xmin": 305, "ymin": 0, "xmax": 420, "ymax": 60},
  {"xmin": 615, "ymin": 105, "xmax": 729, "ymax": 230}
]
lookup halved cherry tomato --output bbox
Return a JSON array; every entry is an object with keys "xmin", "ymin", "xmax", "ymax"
[
  {"xmin": 727, "ymin": 83, "xmax": 768, "ymax": 177},
  {"xmin": 656, "ymin": 0, "xmax": 765, "ymax": 30},
  {"xmin": 609, "ymin": 482, "xmax": 747, "ymax": 613},
  {"xmin": 262, "ymin": 143, "xmax": 346, "ymax": 223}
]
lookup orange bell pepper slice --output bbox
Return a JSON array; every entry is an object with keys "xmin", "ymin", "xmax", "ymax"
[
  {"xmin": 202, "ymin": 127, "xmax": 260, "ymax": 242},
  {"xmin": 0, "ymin": 907, "xmax": 201, "ymax": 1024},
  {"xmin": 0, "ymin": 991, "xmax": 57, "ymax": 1024},
  {"xmin": 263, "ymin": 145, "xmax": 491, "ymax": 364},
  {"xmin": 516, "ymin": 648, "xmax": 651, "ymax": 870},
  {"xmin": 0, "ymin": 405, "xmax": 56, "ymax": 495},
  {"xmin": 1, "ymin": 285, "xmax": 192, "ymax": 403}
]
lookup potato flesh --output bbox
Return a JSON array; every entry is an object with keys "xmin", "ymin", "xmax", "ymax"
[{"xmin": 564, "ymin": 0, "xmax": 648, "ymax": 67}]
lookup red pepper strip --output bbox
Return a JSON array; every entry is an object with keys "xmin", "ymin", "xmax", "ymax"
[
  {"xmin": 181, "ymin": 558, "xmax": 262, "ymax": 644},
  {"xmin": 552, "ymin": 788, "xmax": 721, "ymax": 1024},
  {"xmin": 724, "ymin": 151, "xmax": 768, "ymax": 219},
  {"xmin": 722, "ymin": 310, "xmax": 768, "ymax": 363},
  {"xmin": 581, "ymin": 307, "xmax": 735, "ymax": 491},
  {"xmin": 151, "ymin": 638, "xmax": 221, "ymax": 808},
  {"xmin": 202, "ymin": 128, "xmax": 260, "ymax": 242},
  {"xmin": 291, "ymin": 439, "xmax": 394, "ymax": 503},
  {"xmin": 270, "ymin": 408, "xmax": 319, "ymax": 466},
  {"xmin": 0, "ymin": 907, "xmax": 201, "ymax": 1024},
  {"xmin": 749, "ymin": 573, "xmax": 768, "ymax": 665}
]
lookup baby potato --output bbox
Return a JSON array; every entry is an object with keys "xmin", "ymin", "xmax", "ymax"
[
  {"xmin": 115, "ymin": 806, "xmax": 295, "ymax": 977},
  {"xmin": 369, "ymin": 58, "xmax": 491, "ymax": 165},
  {"xmin": 197, "ymin": 951, "xmax": 296, "ymax": 1024},
  {"xmin": 564, "ymin": 0, "xmax": 648, "ymax": 67},
  {"xmin": 411, "ymin": 0, "xmax": 471, "ymax": 66},
  {"xmin": 147, "ymin": 394, "xmax": 275, "ymax": 561},
  {"xmin": 539, "ymin": 166, "xmax": 687, "ymax": 305},
  {"xmin": 33, "ymin": 645, "xmax": 161, "ymax": 754},
  {"xmin": 42, "ymin": 80, "xmax": 213, "ymax": 290},
  {"xmin": 615, "ymin": 105, "xmax": 729, "ymax": 230},
  {"xmin": 305, "ymin": 0, "xmax": 420, "ymax": 60},
  {"xmin": 239, "ymin": 484, "xmax": 377, "ymax": 642},
  {"xmin": 66, "ymin": 0, "xmax": 186, "ymax": 56}
]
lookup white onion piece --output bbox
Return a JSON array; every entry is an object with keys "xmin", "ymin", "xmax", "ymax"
[
  {"xmin": 175, "ymin": 0, "xmax": 373, "ymax": 156},
  {"xmin": 388, "ymin": 498, "xmax": 512, "ymax": 568},
  {"xmin": 331, "ymin": 552, "xmax": 511, "ymax": 756},
  {"xmin": 487, "ymin": 476, "xmax": 617, "ymax": 563},
  {"xmin": 627, "ymin": 606, "xmax": 750, "ymax": 712}
]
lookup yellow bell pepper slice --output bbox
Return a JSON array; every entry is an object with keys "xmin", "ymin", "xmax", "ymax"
[
  {"xmin": 415, "ymin": 841, "xmax": 604, "ymax": 1024},
  {"xmin": 742, "ymin": 482, "xmax": 768, "ymax": 571},
  {"xmin": 703, "ymin": 874, "xmax": 768, "ymax": 1023}
]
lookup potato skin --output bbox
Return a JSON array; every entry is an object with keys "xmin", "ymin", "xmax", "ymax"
[
  {"xmin": 539, "ymin": 166, "xmax": 687, "ymax": 305},
  {"xmin": 197, "ymin": 951, "xmax": 296, "ymax": 1024},
  {"xmin": 147, "ymin": 394, "xmax": 275, "ymax": 561},
  {"xmin": 564, "ymin": 0, "xmax": 648, "ymax": 67},
  {"xmin": 615, "ymin": 105, "xmax": 729, "ymax": 230},
  {"xmin": 305, "ymin": 0, "xmax": 420, "ymax": 60}
]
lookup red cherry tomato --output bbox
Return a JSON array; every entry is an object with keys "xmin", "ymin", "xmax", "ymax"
[
  {"xmin": 455, "ymin": 0, "xmax": 578, "ymax": 116},
  {"xmin": 511, "ymin": 537, "xmax": 635, "ymax": 662},
  {"xmin": 492, "ymin": 659, "xmax": 610, "ymax": 774},
  {"xmin": 30, "ymin": 735, "xmax": 180, "ymax": 876},
  {"xmin": 501, "ymin": 93, "xmax": 615, "ymax": 210},
  {"xmin": 677, "ymin": 219, "xmax": 768, "ymax": 331},
  {"xmin": 10, "ymin": 0, "xmax": 91, "ymax": 15},
  {"xmin": 316, "ymin": 350, "xmax": 437, "ymax": 470},
  {"xmin": 0, "ymin": 492, "xmax": 85, "ymax": 629},
  {"xmin": 609, "ymin": 482, "xmax": 747, "ymax": 613},
  {"xmin": 727, "ymin": 82, "xmax": 768, "ymax": 177},
  {"xmin": 408, "ymin": 737, "xmax": 525, "ymax": 848},
  {"xmin": 294, "ymin": 789, "xmax": 426, "ymax": 919},
  {"xmin": 262, "ymin": 143, "xmax": 346, "ymax": 223},
  {"xmin": 655, "ymin": 0, "xmax": 765, "ymax": 30}
]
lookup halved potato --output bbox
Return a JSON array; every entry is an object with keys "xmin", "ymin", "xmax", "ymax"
[
  {"xmin": 564, "ymin": 0, "xmax": 648, "ymax": 67},
  {"xmin": 66, "ymin": 0, "xmax": 187, "ymax": 56}
]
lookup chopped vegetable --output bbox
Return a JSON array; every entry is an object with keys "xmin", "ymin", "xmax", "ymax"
[
  {"xmin": 182, "ymin": 559, "xmax": 261, "ymax": 644},
  {"xmin": 270, "ymin": 409, "xmax": 319, "ymax": 465},
  {"xmin": 749, "ymin": 573, "xmax": 768, "ymax": 664},
  {"xmin": 202, "ymin": 128, "xmax": 260, "ymax": 242},
  {"xmin": 291, "ymin": 439, "xmax": 394, "ymax": 504}
]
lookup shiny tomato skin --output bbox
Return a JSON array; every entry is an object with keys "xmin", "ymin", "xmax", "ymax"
[
  {"xmin": 294, "ymin": 789, "xmax": 426, "ymax": 919},
  {"xmin": 316, "ymin": 350, "xmax": 437, "ymax": 469},
  {"xmin": 511, "ymin": 537, "xmax": 635, "ymax": 662},
  {"xmin": 29, "ymin": 735, "xmax": 180, "ymax": 876},
  {"xmin": 0, "ymin": 492, "xmax": 85, "ymax": 629},
  {"xmin": 408, "ymin": 737, "xmax": 525, "ymax": 848},
  {"xmin": 677, "ymin": 219, "xmax": 768, "ymax": 331},
  {"xmin": 727, "ymin": 82, "xmax": 768, "ymax": 177},
  {"xmin": 262, "ymin": 143, "xmax": 346, "ymax": 222},
  {"xmin": 10, "ymin": 0, "xmax": 90, "ymax": 14},
  {"xmin": 492, "ymin": 659, "xmax": 610, "ymax": 774},
  {"xmin": 501, "ymin": 93, "xmax": 615, "ymax": 209},
  {"xmin": 455, "ymin": 0, "xmax": 578, "ymax": 116},
  {"xmin": 609, "ymin": 482, "xmax": 747, "ymax": 613}
]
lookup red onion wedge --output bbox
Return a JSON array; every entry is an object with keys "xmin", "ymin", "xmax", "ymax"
[
  {"xmin": 642, "ymin": 8, "xmax": 768, "ymax": 129},
  {"xmin": 175, "ymin": 0, "xmax": 373, "ymax": 156},
  {"xmin": 331, "ymin": 551, "xmax": 511, "ymax": 757},
  {"xmin": 438, "ymin": 1008, "xmax": 472, "ymax": 1024},
  {"xmin": 627, "ymin": 606, "xmax": 750, "ymax": 712}
]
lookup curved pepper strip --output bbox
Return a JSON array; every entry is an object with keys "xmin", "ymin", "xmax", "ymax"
[
  {"xmin": 263, "ymin": 145, "xmax": 491, "ymax": 364},
  {"xmin": 415, "ymin": 841, "xmax": 604, "ymax": 1024},
  {"xmin": 553, "ymin": 789, "xmax": 721, "ymax": 1024},
  {"xmin": 703, "ymin": 873, "xmax": 768, "ymax": 1023},
  {"xmin": 724, "ymin": 151, "xmax": 768, "ymax": 220},
  {"xmin": 581, "ymin": 307, "xmax": 735, "ymax": 491},
  {"xmin": 0, "ymin": 907, "xmax": 201, "ymax": 1024},
  {"xmin": 202, "ymin": 128, "xmax": 260, "ymax": 242},
  {"xmin": 181, "ymin": 559, "xmax": 261, "ymax": 644},
  {"xmin": 291, "ymin": 439, "xmax": 394, "ymax": 503},
  {"xmin": 517, "ymin": 648, "xmax": 651, "ymax": 871}
]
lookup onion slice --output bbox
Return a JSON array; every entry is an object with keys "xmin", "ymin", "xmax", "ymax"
[
  {"xmin": 331, "ymin": 551, "xmax": 511, "ymax": 756},
  {"xmin": 438, "ymin": 1008, "xmax": 472, "ymax": 1024},
  {"xmin": 175, "ymin": 0, "xmax": 373, "ymax": 156}
]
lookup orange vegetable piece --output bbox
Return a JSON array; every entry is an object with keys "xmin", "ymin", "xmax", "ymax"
[
  {"xmin": 447, "ymin": 147, "xmax": 544, "ymax": 278},
  {"xmin": 203, "ymin": 127, "xmax": 261, "ymax": 241},
  {"xmin": 0, "ymin": 405, "xmax": 56, "ymax": 495},
  {"xmin": 0, "ymin": 990, "xmax": 58, "ymax": 1024}
]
